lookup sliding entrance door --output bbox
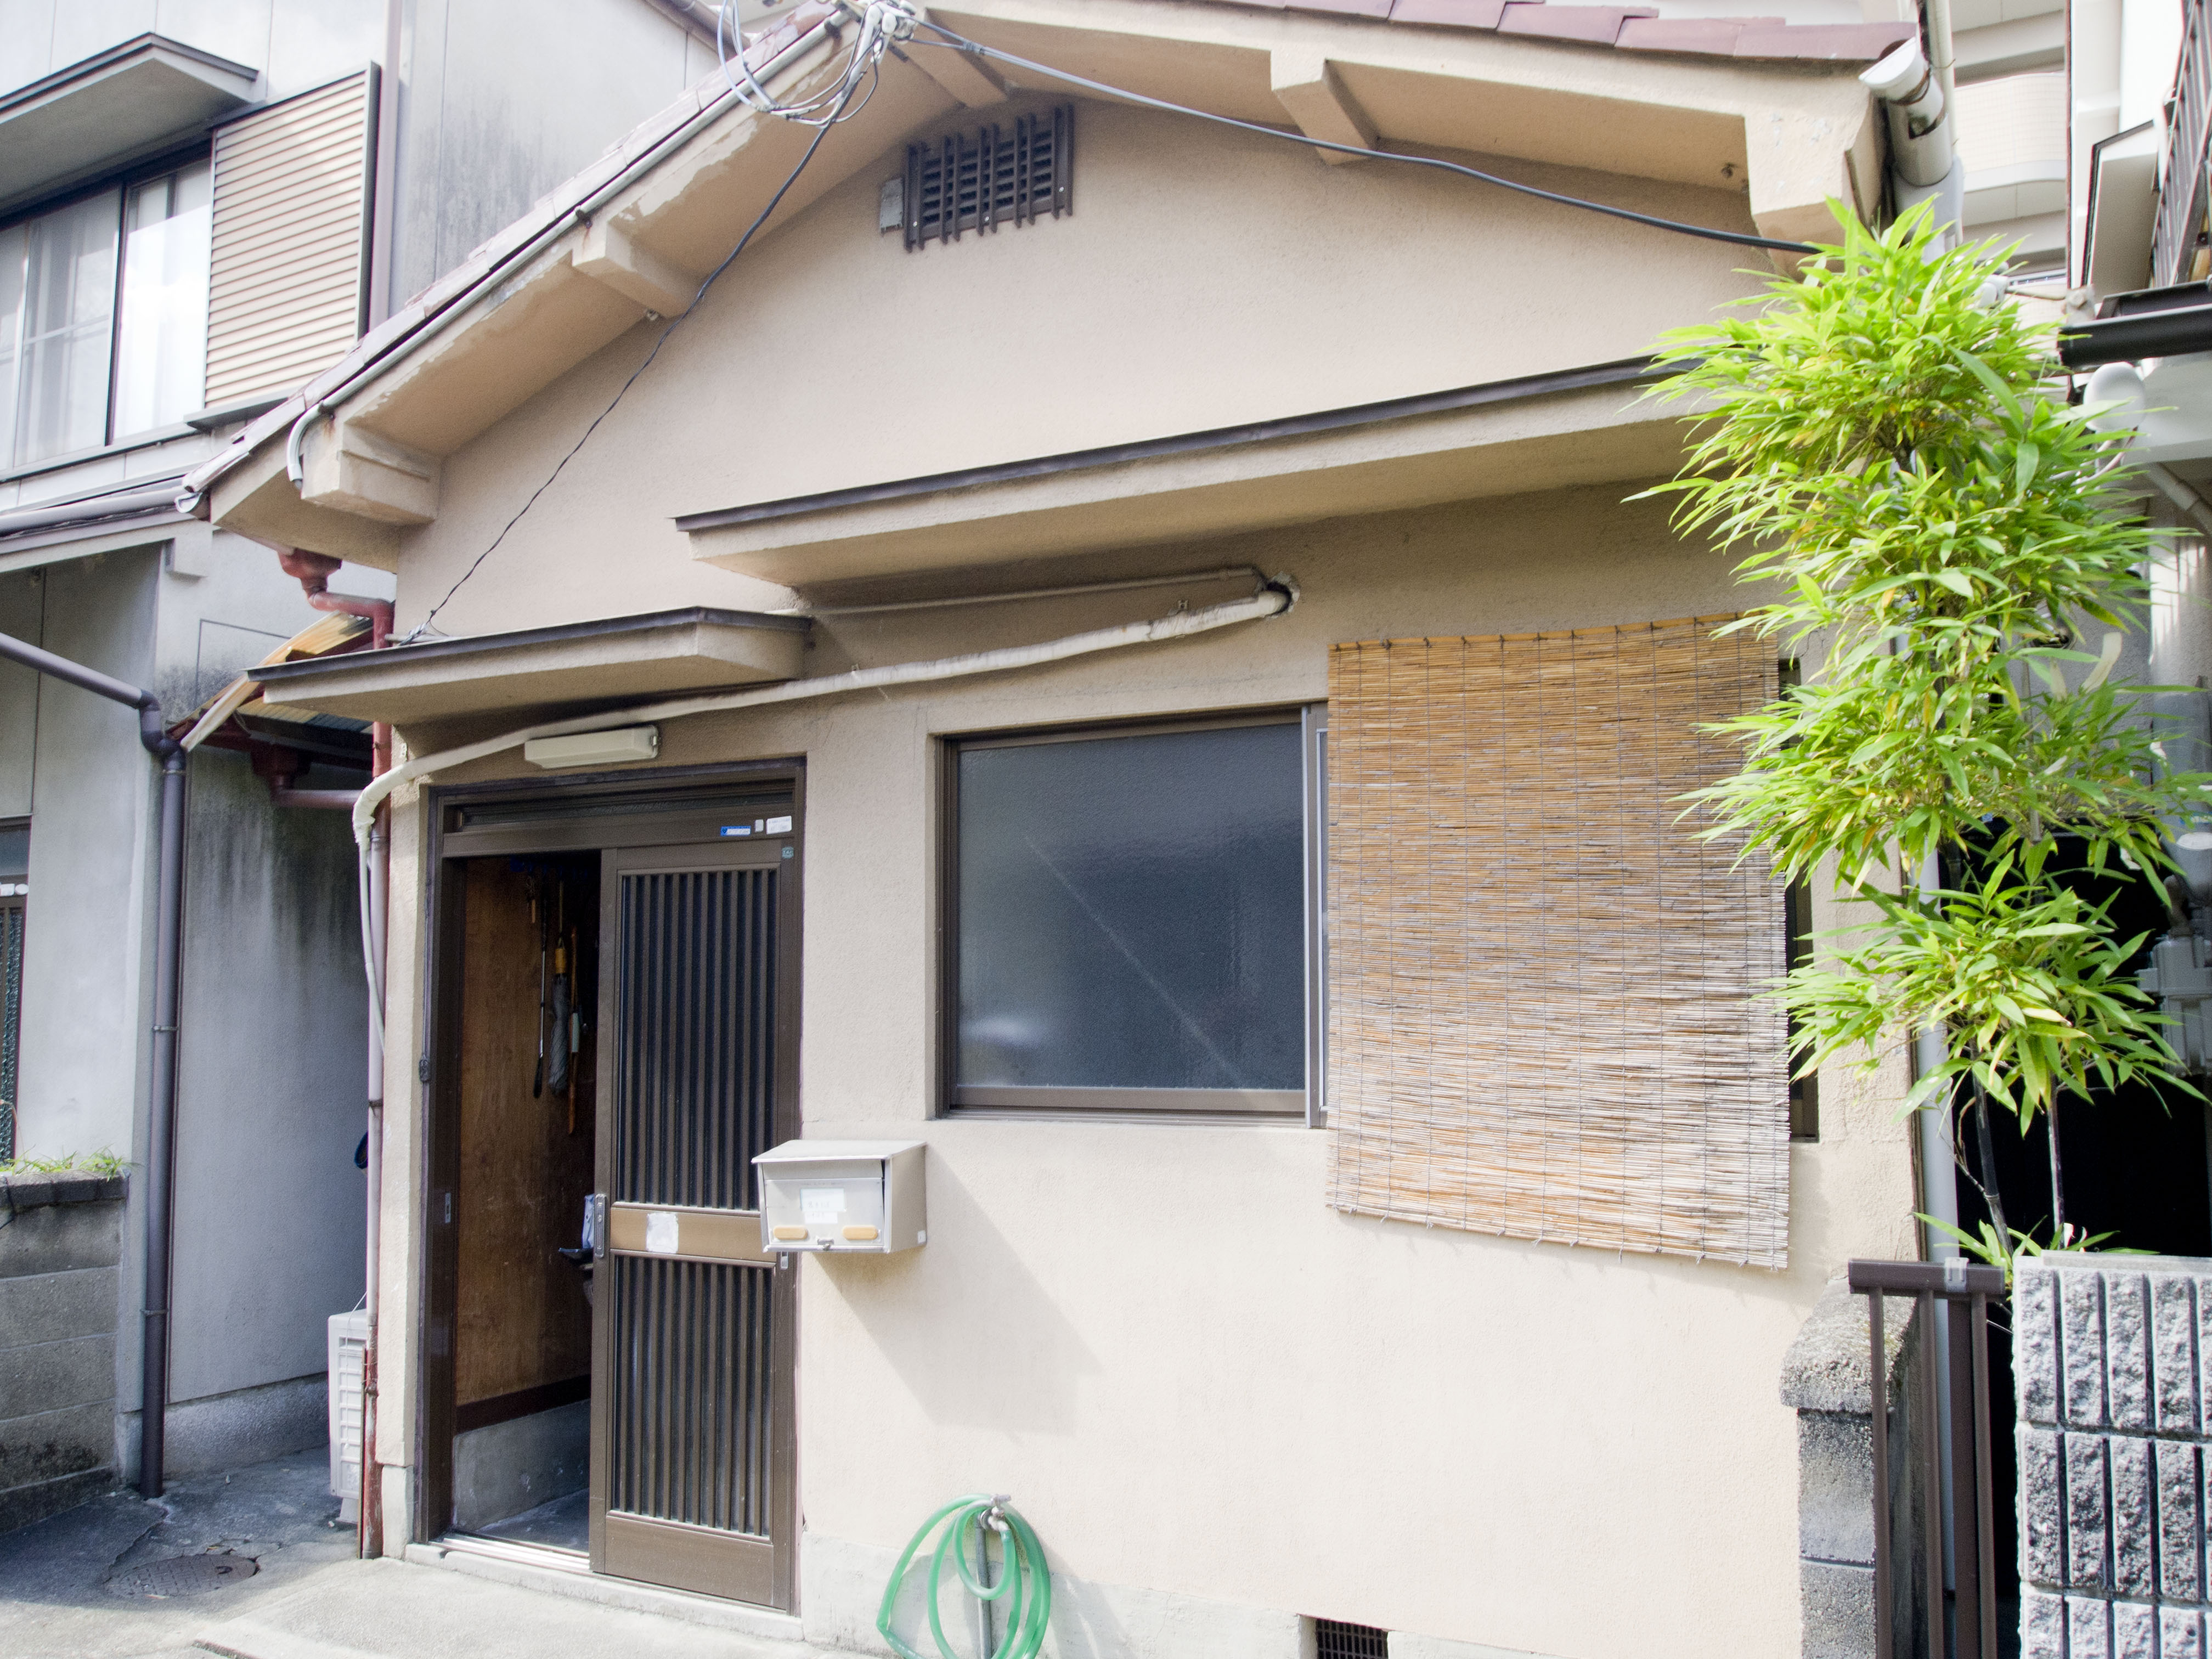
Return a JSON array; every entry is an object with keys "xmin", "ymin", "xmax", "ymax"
[{"xmin": 589, "ymin": 837, "xmax": 797, "ymax": 1606}]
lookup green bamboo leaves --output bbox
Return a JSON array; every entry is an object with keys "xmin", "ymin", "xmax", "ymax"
[{"xmin": 1646, "ymin": 204, "xmax": 2209, "ymax": 1124}]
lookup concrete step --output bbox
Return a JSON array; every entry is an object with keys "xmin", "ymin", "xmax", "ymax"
[{"xmin": 192, "ymin": 1555, "xmax": 831, "ymax": 1659}]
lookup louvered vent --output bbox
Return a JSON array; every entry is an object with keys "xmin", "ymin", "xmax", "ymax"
[
  {"xmin": 204, "ymin": 71, "xmax": 374, "ymax": 409},
  {"xmin": 902, "ymin": 106, "xmax": 1071, "ymax": 250},
  {"xmin": 1313, "ymin": 1620, "xmax": 1390, "ymax": 1659}
]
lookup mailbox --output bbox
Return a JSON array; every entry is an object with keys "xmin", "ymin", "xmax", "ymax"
[{"xmin": 754, "ymin": 1139, "xmax": 926, "ymax": 1254}]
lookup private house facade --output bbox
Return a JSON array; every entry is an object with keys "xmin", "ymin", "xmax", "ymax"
[
  {"xmin": 0, "ymin": 0, "xmax": 767, "ymax": 1522},
  {"xmin": 172, "ymin": 0, "xmax": 2004, "ymax": 1653}
]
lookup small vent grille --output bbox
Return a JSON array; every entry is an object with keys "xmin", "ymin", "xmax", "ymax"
[
  {"xmin": 1313, "ymin": 1620, "xmax": 1390, "ymax": 1659},
  {"xmin": 904, "ymin": 106, "xmax": 1071, "ymax": 250}
]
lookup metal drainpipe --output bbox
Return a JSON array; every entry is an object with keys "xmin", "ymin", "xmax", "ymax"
[
  {"xmin": 360, "ymin": 766, "xmax": 388, "ymax": 1557},
  {"xmin": 0, "ymin": 630, "xmax": 187, "ymax": 1498}
]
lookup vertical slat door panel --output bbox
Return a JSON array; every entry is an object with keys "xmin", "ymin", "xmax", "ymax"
[{"xmin": 592, "ymin": 843, "xmax": 793, "ymax": 1608}]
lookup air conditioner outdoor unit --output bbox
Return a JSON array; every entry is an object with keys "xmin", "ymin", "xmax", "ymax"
[{"xmin": 328, "ymin": 1311, "xmax": 369, "ymax": 1522}]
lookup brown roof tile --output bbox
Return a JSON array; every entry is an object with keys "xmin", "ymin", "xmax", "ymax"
[
  {"xmin": 1497, "ymin": 2, "xmax": 1656, "ymax": 43},
  {"xmin": 1377, "ymin": 0, "xmax": 1507, "ymax": 22},
  {"xmin": 1210, "ymin": 0, "xmax": 1907, "ymax": 60},
  {"xmin": 1615, "ymin": 16, "xmax": 1767, "ymax": 53}
]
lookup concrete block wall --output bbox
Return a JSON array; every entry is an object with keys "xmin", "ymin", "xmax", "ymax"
[
  {"xmin": 0, "ymin": 1169, "xmax": 125, "ymax": 1531},
  {"xmin": 2017, "ymin": 1254, "xmax": 2212, "ymax": 1657},
  {"xmin": 1780, "ymin": 1278, "xmax": 1929, "ymax": 1659}
]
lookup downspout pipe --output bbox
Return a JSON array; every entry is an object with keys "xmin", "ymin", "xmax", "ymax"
[
  {"xmin": 276, "ymin": 549, "xmax": 393, "ymax": 648},
  {"xmin": 0, "ymin": 630, "xmax": 185, "ymax": 1499},
  {"xmin": 1863, "ymin": 35, "xmax": 1963, "ymax": 234}
]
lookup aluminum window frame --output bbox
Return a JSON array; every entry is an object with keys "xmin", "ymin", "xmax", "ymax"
[
  {"xmin": 0, "ymin": 140, "xmax": 212, "ymax": 477},
  {"xmin": 939, "ymin": 707, "xmax": 1325, "ymax": 1124}
]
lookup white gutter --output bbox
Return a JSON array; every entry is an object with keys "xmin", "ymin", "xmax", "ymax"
[{"xmin": 342, "ymin": 583, "xmax": 1296, "ymax": 1043}]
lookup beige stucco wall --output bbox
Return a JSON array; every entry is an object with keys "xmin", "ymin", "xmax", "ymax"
[
  {"xmin": 390, "ymin": 93, "xmax": 1772, "ymax": 640},
  {"xmin": 371, "ymin": 483, "xmax": 1916, "ymax": 1658},
  {"xmin": 342, "ymin": 86, "xmax": 1918, "ymax": 1659}
]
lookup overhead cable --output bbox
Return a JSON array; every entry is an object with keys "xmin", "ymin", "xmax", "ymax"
[
  {"xmin": 719, "ymin": 0, "xmax": 913, "ymax": 125},
  {"xmin": 898, "ymin": 17, "xmax": 1819, "ymax": 256},
  {"xmin": 414, "ymin": 46, "xmax": 872, "ymax": 637}
]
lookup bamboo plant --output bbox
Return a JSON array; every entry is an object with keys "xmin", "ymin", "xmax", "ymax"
[{"xmin": 1646, "ymin": 205, "xmax": 2209, "ymax": 1270}]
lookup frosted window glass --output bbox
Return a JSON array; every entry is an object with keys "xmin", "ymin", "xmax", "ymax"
[
  {"xmin": 0, "ymin": 223, "xmax": 25, "ymax": 469},
  {"xmin": 957, "ymin": 723, "xmax": 1304, "ymax": 1094},
  {"xmin": 114, "ymin": 164, "xmax": 211, "ymax": 439},
  {"xmin": 14, "ymin": 190, "xmax": 118, "ymax": 466}
]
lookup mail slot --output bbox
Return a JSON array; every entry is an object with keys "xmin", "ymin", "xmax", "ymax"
[{"xmin": 753, "ymin": 1139, "xmax": 926, "ymax": 1254}]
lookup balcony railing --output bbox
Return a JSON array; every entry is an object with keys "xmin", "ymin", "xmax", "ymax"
[{"xmin": 2155, "ymin": 0, "xmax": 2212, "ymax": 286}]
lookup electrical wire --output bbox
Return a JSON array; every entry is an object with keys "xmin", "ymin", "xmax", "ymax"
[
  {"xmin": 719, "ymin": 0, "xmax": 911, "ymax": 125},
  {"xmin": 898, "ymin": 18, "xmax": 1819, "ymax": 257},
  {"xmin": 414, "ymin": 30, "xmax": 877, "ymax": 637}
]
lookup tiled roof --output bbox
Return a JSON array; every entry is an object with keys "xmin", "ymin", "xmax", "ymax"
[{"xmin": 1212, "ymin": 0, "xmax": 1914, "ymax": 60}]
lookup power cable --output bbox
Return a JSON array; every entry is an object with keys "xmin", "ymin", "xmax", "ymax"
[
  {"xmin": 897, "ymin": 16, "xmax": 1819, "ymax": 257},
  {"xmin": 419, "ymin": 0, "xmax": 1813, "ymax": 634},
  {"xmin": 415, "ymin": 15, "xmax": 899, "ymax": 637}
]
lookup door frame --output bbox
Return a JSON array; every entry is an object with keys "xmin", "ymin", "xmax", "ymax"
[
  {"xmin": 587, "ymin": 833, "xmax": 802, "ymax": 1607},
  {"xmin": 415, "ymin": 757, "xmax": 805, "ymax": 1599}
]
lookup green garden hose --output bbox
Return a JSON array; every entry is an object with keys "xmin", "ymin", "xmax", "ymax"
[{"xmin": 877, "ymin": 1493, "xmax": 1052, "ymax": 1659}]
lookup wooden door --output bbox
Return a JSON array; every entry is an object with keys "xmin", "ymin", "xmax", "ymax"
[{"xmin": 588, "ymin": 837, "xmax": 797, "ymax": 1606}]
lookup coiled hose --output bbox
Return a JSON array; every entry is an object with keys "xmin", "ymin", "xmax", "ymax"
[{"xmin": 877, "ymin": 1494, "xmax": 1052, "ymax": 1659}]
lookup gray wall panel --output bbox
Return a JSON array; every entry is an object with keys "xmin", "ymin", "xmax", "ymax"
[
  {"xmin": 0, "ymin": 571, "xmax": 43, "ymax": 821},
  {"xmin": 167, "ymin": 747, "xmax": 367, "ymax": 1402}
]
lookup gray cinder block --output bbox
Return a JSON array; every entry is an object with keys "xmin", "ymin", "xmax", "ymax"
[
  {"xmin": 2109, "ymin": 1275, "xmax": 2153, "ymax": 1431},
  {"xmin": 2158, "ymin": 1440, "xmax": 2201, "ymax": 1601},
  {"xmin": 0, "ymin": 1267, "xmax": 117, "ymax": 1348},
  {"xmin": 2114, "ymin": 1600, "xmax": 2158, "ymax": 1659},
  {"xmin": 0, "ymin": 1333, "xmax": 115, "ymax": 1420},
  {"xmin": 0, "ymin": 1202, "xmax": 122, "ymax": 1279},
  {"xmin": 2112, "ymin": 1436, "xmax": 2155, "ymax": 1595},
  {"xmin": 2152, "ymin": 1276, "xmax": 2198, "ymax": 1433},
  {"xmin": 2064, "ymin": 1273, "xmax": 2109, "ymax": 1427},
  {"xmin": 2018, "ymin": 1268, "xmax": 2061, "ymax": 1424},
  {"xmin": 2022, "ymin": 1592, "xmax": 2067, "ymax": 1659},
  {"xmin": 2069, "ymin": 1433, "xmax": 2112, "ymax": 1590}
]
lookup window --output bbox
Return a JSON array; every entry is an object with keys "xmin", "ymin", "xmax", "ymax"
[
  {"xmin": 946, "ymin": 714, "xmax": 1316, "ymax": 1117},
  {"xmin": 0, "ymin": 159, "xmax": 211, "ymax": 471},
  {"xmin": 1, "ymin": 820, "xmax": 25, "ymax": 1164}
]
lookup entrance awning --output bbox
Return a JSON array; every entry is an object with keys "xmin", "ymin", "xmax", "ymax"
[{"xmin": 249, "ymin": 606, "xmax": 812, "ymax": 724}]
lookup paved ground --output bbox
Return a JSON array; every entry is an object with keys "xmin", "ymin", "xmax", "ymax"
[
  {"xmin": 0, "ymin": 1453, "xmax": 827, "ymax": 1659},
  {"xmin": 0, "ymin": 1451, "xmax": 356, "ymax": 1659}
]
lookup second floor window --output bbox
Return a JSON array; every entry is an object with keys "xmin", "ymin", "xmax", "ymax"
[{"xmin": 0, "ymin": 160, "xmax": 211, "ymax": 472}]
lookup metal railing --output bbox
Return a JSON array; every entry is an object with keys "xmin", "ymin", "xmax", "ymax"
[
  {"xmin": 1849, "ymin": 1257, "xmax": 2008, "ymax": 1659},
  {"xmin": 2154, "ymin": 0, "xmax": 2212, "ymax": 287}
]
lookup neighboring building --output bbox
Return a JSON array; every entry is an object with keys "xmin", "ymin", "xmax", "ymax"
[
  {"xmin": 177, "ymin": 2, "xmax": 1972, "ymax": 1654},
  {"xmin": 0, "ymin": 0, "xmax": 762, "ymax": 1524}
]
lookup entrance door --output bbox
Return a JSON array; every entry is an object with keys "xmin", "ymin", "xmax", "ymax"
[{"xmin": 588, "ymin": 837, "xmax": 797, "ymax": 1605}]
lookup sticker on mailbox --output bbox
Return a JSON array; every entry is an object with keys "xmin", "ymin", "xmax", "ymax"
[
  {"xmin": 801, "ymin": 1187, "xmax": 847, "ymax": 1226},
  {"xmin": 645, "ymin": 1210, "xmax": 680, "ymax": 1254}
]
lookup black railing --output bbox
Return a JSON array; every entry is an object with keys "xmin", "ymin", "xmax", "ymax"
[
  {"xmin": 1849, "ymin": 1257, "xmax": 2008, "ymax": 1659},
  {"xmin": 2155, "ymin": 0, "xmax": 2212, "ymax": 286}
]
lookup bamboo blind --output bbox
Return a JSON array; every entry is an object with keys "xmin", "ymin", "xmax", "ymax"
[{"xmin": 1325, "ymin": 616, "xmax": 1791, "ymax": 1267}]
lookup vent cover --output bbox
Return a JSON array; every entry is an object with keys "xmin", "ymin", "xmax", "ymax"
[
  {"xmin": 1313, "ymin": 1620, "xmax": 1390, "ymax": 1659},
  {"xmin": 902, "ymin": 106, "xmax": 1071, "ymax": 250}
]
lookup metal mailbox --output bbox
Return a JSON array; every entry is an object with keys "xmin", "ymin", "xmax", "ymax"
[{"xmin": 754, "ymin": 1139, "xmax": 926, "ymax": 1254}]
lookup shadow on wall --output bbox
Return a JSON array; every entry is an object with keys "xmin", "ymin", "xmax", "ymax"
[{"xmin": 815, "ymin": 1158, "xmax": 1101, "ymax": 1435}]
